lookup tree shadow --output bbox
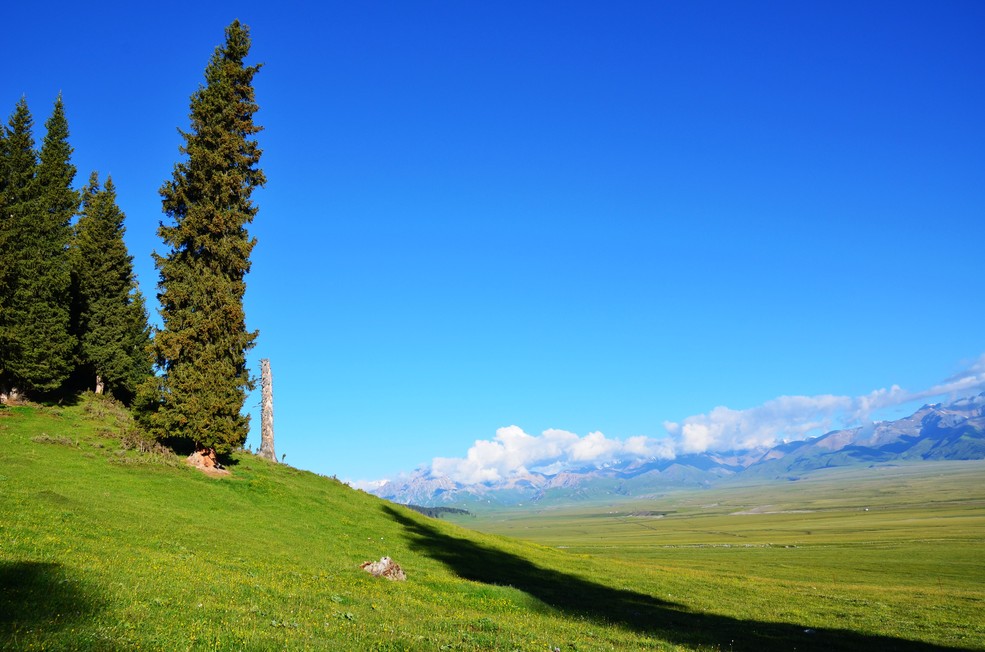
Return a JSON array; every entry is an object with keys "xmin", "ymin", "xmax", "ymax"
[
  {"xmin": 34, "ymin": 389, "xmax": 83, "ymax": 407},
  {"xmin": 383, "ymin": 505, "xmax": 972, "ymax": 652},
  {"xmin": 0, "ymin": 560, "xmax": 110, "ymax": 648}
]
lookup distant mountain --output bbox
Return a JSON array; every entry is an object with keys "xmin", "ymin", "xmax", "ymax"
[{"xmin": 370, "ymin": 393, "xmax": 985, "ymax": 507}]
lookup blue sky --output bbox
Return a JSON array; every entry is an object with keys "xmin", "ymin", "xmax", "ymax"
[{"xmin": 5, "ymin": 1, "xmax": 983, "ymax": 484}]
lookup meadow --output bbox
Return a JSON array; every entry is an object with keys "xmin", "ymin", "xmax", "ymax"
[
  {"xmin": 1, "ymin": 396, "xmax": 982, "ymax": 651},
  {"xmin": 454, "ymin": 462, "xmax": 985, "ymax": 649}
]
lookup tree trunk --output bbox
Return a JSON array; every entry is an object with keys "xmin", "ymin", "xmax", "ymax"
[
  {"xmin": 95, "ymin": 375, "xmax": 105, "ymax": 395},
  {"xmin": 258, "ymin": 358, "xmax": 277, "ymax": 462}
]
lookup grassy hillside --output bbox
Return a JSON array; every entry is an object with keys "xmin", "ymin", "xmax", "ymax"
[{"xmin": 1, "ymin": 396, "xmax": 981, "ymax": 651}]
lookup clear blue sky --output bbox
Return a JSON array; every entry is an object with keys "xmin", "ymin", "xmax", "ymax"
[{"xmin": 5, "ymin": 1, "xmax": 983, "ymax": 484}]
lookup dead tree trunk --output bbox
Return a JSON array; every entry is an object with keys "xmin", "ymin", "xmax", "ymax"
[{"xmin": 258, "ymin": 358, "xmax": 277, "ymax": 462}]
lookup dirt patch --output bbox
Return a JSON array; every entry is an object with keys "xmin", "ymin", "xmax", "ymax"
[
  {"xmin": 730, "ymin": 505, "xmax": 814, "ymax": 515},
  {"xmin": 625, "ymin": 510, "xmax": 671, "ymax": 518},
  {"xmin": 186, "ymin": 448, "xmax": 230, "ymax": 477}
]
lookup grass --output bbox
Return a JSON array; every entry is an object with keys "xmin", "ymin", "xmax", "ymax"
[
  {"xmin": 452, "ymin": 463, "xmax": 985, "ymax": 650},
  {"xmin": 1, "ymin": 395, "xmax": 982, "ymax": 650}
]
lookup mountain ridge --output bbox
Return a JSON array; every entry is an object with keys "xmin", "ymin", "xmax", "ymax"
[{"xmin": 371, "ymin": 393, "xmax": 985, "ymax": 507}]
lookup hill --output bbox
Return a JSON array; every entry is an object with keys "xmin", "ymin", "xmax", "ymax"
[
  {"xmin": 374, "ymin": 393, "xmax": 985, "ymax": 507},
  {"xmin": 0, "ymin": 396, "xmax": 978, "ymax": 650}
]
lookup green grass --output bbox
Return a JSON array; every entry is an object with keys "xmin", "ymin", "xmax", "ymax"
[{"xmin": 1, "ymin": 396, "xmax": 983, "ymax": 650}]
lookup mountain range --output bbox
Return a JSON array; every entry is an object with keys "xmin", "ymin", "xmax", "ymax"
[{"xmin": 370, "ymin": 393, "xmax": 985, "ymax": 508}]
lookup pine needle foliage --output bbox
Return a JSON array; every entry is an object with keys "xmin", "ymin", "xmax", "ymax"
[
  {"xmin": 149, "ymin": 21, "xmax": 265, "ymax": 454},
  {"xmin": 0, "ymin": 97, "xmax": 77, "ymax": 396},
  {"xmin": 0, "ymin": 101, "xmax": 37, "ymax": 394},
  {"xmin": 72, "ymin": 172, "xmax": 152, "ymax": 403}
]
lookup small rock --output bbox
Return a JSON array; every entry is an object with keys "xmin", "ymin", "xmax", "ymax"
[{"xmin": 360, "ymin": 556, "xmax": 406, "ymax": 581}]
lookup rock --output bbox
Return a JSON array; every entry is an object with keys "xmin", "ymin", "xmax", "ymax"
[{"xmin": 360, "ymin": 556, "xmax": 406, "ymax": 581}]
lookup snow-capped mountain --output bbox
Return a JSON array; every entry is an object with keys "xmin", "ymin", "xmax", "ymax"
[{"xmin": 369, "ymin": 393, "xmax": 985, "ymax": 507}]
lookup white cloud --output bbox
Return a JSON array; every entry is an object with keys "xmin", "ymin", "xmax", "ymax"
[
  {"xmin": 668, "ymin": 394, "xmax": 853, "ymax": 454},
  {"xmin": 851, "ymin": 385, "xmax": 908, "ymax": 421},
  {"xmin": 348, "ymin": 478, "xmax": 390, "ymax": 492},
  {"xmin": 430, "ymin": 426, "xmax": 673, "ymax": 485},
  {"xmin": 919, "ymin": 353, "xmax": 985, "ymax": 399},
  {"xmin": 570, "ymin": 431, "xmax": 621, "ymax": 461}
]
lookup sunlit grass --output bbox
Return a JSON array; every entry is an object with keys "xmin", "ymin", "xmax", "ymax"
[{"xmin": 1, "ymin": 396, "xmax": 982, "ymax": 650}]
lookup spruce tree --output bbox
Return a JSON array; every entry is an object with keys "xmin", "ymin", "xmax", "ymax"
[
  {"xmin": 72, "ymin": 172, "xmax": 152, "ymax": 402},
  {"xmin": 149, "ymin": 21, "xmax": 264, "ymax": 454},
  {"xmin": 0, "ymin": 106, "xmax": 17, "ymax": 399},
  {"xmin": 0, "ymin": 98, "xmax": 77, "ymax": 398},
  {"xmin": 1, "ymin": 100, "xmax": 39, "ymax": 400},
  {"xmin": 6, "ymin": 96, "xmax": 78, "ymax": 395}
]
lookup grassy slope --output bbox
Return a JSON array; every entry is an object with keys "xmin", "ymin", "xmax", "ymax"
[{"xmin": 1, "ymin": 398, "xmax": 982, "ymax": 651}]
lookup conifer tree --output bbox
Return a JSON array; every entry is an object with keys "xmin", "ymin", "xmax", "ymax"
[
  {"xmin": 0, "ymin": 107, "xmax": 17, "ymax": 399},
  {"xmin": 1, "ymin": 100, "xmax": 38, "ymax": 400},
  {"xmin": 148, "ymin": 21, "xmax": 264, "ymax": 454},
  {"xmin": 0, "ymin": 98, "xmax": 77, "ymax": 398},
  {"xmin": 8, "ymin": 96, "xmax": 78, "ymax": 395},
  {"xmin": 72, "ymin": 172, "xmax": 152, "ymax": 402}
]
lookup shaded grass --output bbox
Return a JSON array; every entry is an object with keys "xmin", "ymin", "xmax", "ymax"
[{"xmin": 0, "ymin": 561, "xmax": 110, "ymax": 649}]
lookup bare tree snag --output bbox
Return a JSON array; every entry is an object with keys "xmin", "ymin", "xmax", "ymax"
[
  {"xmin": 258, "ymin": 358, "xmax": 277, "ymax": 462},
  {"xmin": 1, "ymin": 385, "xmax": 23, "ymax": 405}
]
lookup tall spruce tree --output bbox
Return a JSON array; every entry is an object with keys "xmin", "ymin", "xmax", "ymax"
[
  {"xmin": 1, "ymin": 100, "xmax": 39, "ymax": 400},
  {"xmin": 30, "ymin": 96, "xmax": 78, "ymax": 391},
  {"xmin": 72, "ymin": 172, "xmax": 152, "ymax": 402},
  {"xmin": 0, "ymin": 105, "xmax": 20, "ymax": 399},
  {"xmin": 0, "ymin": 97, "xmax": 76, "ymax": 398},
  {"xmin": 149, "ymin": 21, "xmax": 264, "ymax": 454}
]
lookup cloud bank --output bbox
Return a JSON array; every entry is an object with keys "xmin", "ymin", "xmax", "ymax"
[
  {"xmin": 422, "ymin": 354, "xmax": 985, "ymax": 486},
  {"xmin": 430, "ymin": 426, "xmax": 676, "ymax": 484}
]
